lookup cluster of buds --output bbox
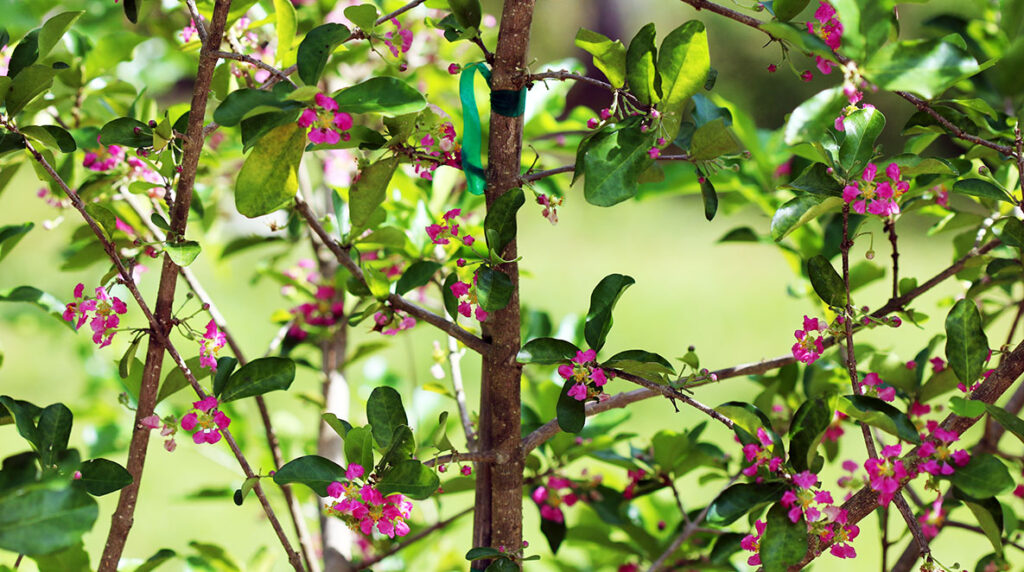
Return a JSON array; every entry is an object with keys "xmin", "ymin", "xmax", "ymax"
[
  {"xmin": 63, "ymin": 283, "xmax": 128, "ymax": 348},
  {"xmin": 531, "ymin": 474, "xmax": 602, "ymax": 522},
  {"xmin": 536, "ymin": 194, "xmax": 562, "ymax": 225},
  {"xmin": 288, "ymin": 285, "xmax": 346, "ymax": 341}
]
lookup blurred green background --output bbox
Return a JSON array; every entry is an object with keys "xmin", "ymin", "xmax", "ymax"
[{"xmin": 0, "ymin": 0, "xmax": 1012, "ymax": 570}]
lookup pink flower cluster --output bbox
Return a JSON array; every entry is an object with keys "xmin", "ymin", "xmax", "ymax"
[
  {"xmin": 325, "ymin": 464, "xmax": 413, "ymax": 538},
  {"xmin": 536, "ymin": 194, "xmax": 562, "ymax": 225},
  {"xmin": 198, "ymin": 319, "xmax": 227, "ymax": 371},
  {"xmin": 843, "ymin": 163, "xmax": 909, "ymax": 217},
  {"xmin": 83, "ymin": 135, "xmax": 125, "ymax": 172},
  {"xmin": 290, "ymin": 285, "xmax": 346, "ymax": 340},
  {"xmin": 382, "ymin": 18, "xmax": 413, "ymax": 58},
  {"xmin": 792, "ymin": 315, "xmax": 828, "ymax": 364},
  {"xmin": 63, "ymin": 283, "xmax": 128, "ymax": 348},
  {"xmin": 858, "ymin": 372, "xmax": 895, "ymax": 402},
  {"xmin": 411, "ymin": 123, "xmax": 459, "ymax": 181},
  {"xmin": 806, "ymin": 2, "xmax": 843, "ymax": 76},
  {"xmin": 741, "ymin": 520, "xmax": 767, "ymax": 566},
  {"xmin": 918, "ymin": 497, "xmax": 946, "ymax": 539},
  {"xmin": 298, "ymin": 93, "xmax": 354, "ymax": 145},
  {"xmin": 140, "ymin": 413, "xmax": 179, "ymax": 452},
  {"xmin": 918, "ymin": 422, "xmax": 969, "ymax": 476},
  {"xmin": 781, "ymin": 471, "xmax": 834, "ymax": 524},
  {"xmin": 558, "ymin": 349, "xmax": 608, "ymax": 402},
  {"xmin": 742, "ymin": 427, "xmax": 783, "ymax": 477},
  {"xmin": 373, "ymin": 309, "xmax": 417, "ymax": 336},
  {"xmin": 426, "ymin": 208, "xmax": 476, "ymax": 247},
  {"xmin": 622, "ymin": 468, "xmax": 646, "ymax": 499},
  {"xmin": 180, "ymin": 396, "xmax": 231, "ymax": 445},
  {"xmin": 864, "ymin": 444, "xmax": 908, "ymax": 506},
  {"xmin": 450, "ymin": 277, "xmax": 488, "ymax": 323},
  {"xmin": 531, "ymin": 476, "xmax": 579, "ymax": 523}
]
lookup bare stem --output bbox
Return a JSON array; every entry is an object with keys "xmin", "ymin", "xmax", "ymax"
[
  {"xmin": 213, "ymin": 50, "xmax": 295, "ymax": 84},
  {"xmin": 448, "ymin": 335, "xmax": 477, "ymax": 450},
  {"xmin": 376, "ymin": 0, "xmax": 429, "ymax": 25},
  {"xmin": 647, "ymin": 475, "xmax": 739, "ymax": 572},
  {"xmin": 355, "ymin": 507, "xmax": 474, "ymax": 570}
]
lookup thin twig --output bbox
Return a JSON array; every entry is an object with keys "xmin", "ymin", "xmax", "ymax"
[
  {"xmin": 424, "ymin": 449, "xmax": 496, "ymax": 468},
  {"xmin": 840, "ymin": 205, "xmax": 878, "ymax": 459},
  {"xmin": 527, "ymin": 70, "xmax": 642, "ymax": 108},
  {"xmin": 293, "ymin": 196, "xmax": 490, "ymax": 355},
  {"xmin": 448, "ymin": 335, "xmax": 477, "ymax": 450},
  {"xmin": 612, "ymin": 369, "xmax": 735, "ymax": 430},
  {"xmin": 355, "ymin": 506, "xmax": 474, "ymax": 570},
  {"xmin": 520, "ymin": 165, "xmax": 574, "ymax": 183},
  {"xmin": 184, "ymin": 0, "xmax": 209, "ymax": 44},
  {"xmin": 647, "ymin": 475, "xmax": 740, "ymax": 572},
  {"xmin": 375, "ymin": 0, "xmax": 429, "ymax": 25},
  {"xmin": 213, "ymin": 50, "xmax": 295, "ymax": 84},
  {"xmin": 884, "ymin": 219, "xmax": 899, "ymax": 300}
]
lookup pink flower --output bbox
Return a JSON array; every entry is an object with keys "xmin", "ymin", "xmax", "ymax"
[
  {"xmin": 767, "ymin": 64, "xmax": 777, "ymax": 73},
  {"xmin": 741, "ymin": 519, "xmax": 767, "ymax": 566},
  {"xmin": 346, "ymin": 464, "xmax": 364, "ymax": 480},
  {"xmin": 65, "ymin": 284, "xmax": 128, "ymax": 348},
  {"xmin": 180, "ymin": 396, "xmax": 231, "ymax": 445},
  {"xmin": 448, "ymin": 63, "xmax": 461, "ymax": 74},
  {"xmin": 299, "ymin": 93, "xmax": 351, "ymax": 144},
  {"xmin": 450, "ymin": 281, "xmax": 470, "ymax": 298},
  {"xmin": 801, "ymin": 70, "xmax": 813, "ymax": 82},
  {"xmin": 199, "ymin": 319, "xmax": 227, "ymax": 371},
  {"xmin": 587, "ymin": 118, "xmax": 599, "ymax": 129},
  {"xmin": 567, "ymin": 383, "xmax": 588, "ymax": 401},
  {"xmin": 461, "ymin": 465, "xmax": 472, "ymax": 476},
  {"xmin": 648, "ymin": 147, "xmax": 661, "ymax": 159},
  {"xmin": 140, "ymin": 414, "xmax": 161, "ymax": 429},
  {"xmin": 864, "ymin": 445, "xmax": 908, "ymax": 506}
]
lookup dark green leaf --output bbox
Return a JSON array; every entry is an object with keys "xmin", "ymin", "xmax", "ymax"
[
  {"xmin": 466, "ymin": 547, "xmax": 503, "ymax": 561},
  {"xmin": 441, "ymin": 272, "xmax": 460, "ymax": 321},
  {"xmin": 36, "ymin": 404, "xmax": 72, "ymax": 467},
  {"xmin": 32, "ymin": 541, "xmax": 91, "ymax": 572},
  {"xmin": 123, "ymin": 0, "xmax": 140, "ymax": 23},
  {"xmin": 787, "ymin": 398, "xmax": 831, "ymax": 472},
  {"xmin": 133, "ymin": 548, "xmax": 176, "ymax": 572},
  {"xmin": 783, "ymin": 87, "xmax": 845, "ymax": 148},
  {"xmin": 0, "ymin": 286, "xmax": 72, "ymax": 329},
  {"xmin": 446, "ymin": 0, "xmax": 481, "ymax": 30},
  {"xmin": 77, "ymin": 458, "xmax": 132, "ymax": 496},
  {"xmin": 0, "ymin": 396, "xmax": 42, "ymax": 449},
  {"xmin": 948, "ymin": 454, "xmax": 1013, "ymax": 498},
  {"xmin": 475, "ymin": 266, "xmax": 513, "ymax": 312},
  {"xmin": 118, "ymin": 335, "xmax": 143, "ymax": 380},
  {"xmin": 517, "ymin": 337, "xmax": 580, "ymax": 364},
  {"xmin": 864, "ymin": 36, "xmax": 981, "ymax": 99},
  {"xmin": 838, "ymin": 106, "xmax": 885, "ymax": 174},
  {"xmin": 996, "ymin": 218, "xmax": 1024, "ymax": 249},
  {"xmin": 483, "ymin": 187, "xmax": 525, "ymax": 256},
  {"xmin": 575, "ymin": 29, "xmax": 627, "ymax": 88},
  {"xmin": 296, "ymin": 24, "xmax": 352, "ymax": 86},
  {"xmin": 984, "ymin": 403, "xmax": 1024, "ymax": 447},
  {"xmin": 602, "ymin": 349, "xmax": 675, "ymax": 380},
  {"xmin": 773, "ymin": 0, "xmax": 811, "ymax": 20},
  {"xmin": 576, "ymin": 117, "xmax": 658, "ymax": 207},
  {"xmin": 556, "ymin": 377, "xmax": 586, "ymax": 434},
  {"xmin": 211, "ymin": 357, "xmax": 238, "ymax": 398},
  {"xmin": 705, "ymin": 482, "xmax": 786, "ymax": 526},
  {"xmin": 213, "ymin": 89, "xmax": 290, "ymax": 127},
  {"xmin": 807, "ymin": 255, "xmax": 847, "ymax": 307},
  {"xmin": 333, "ymin": 77, "xmax": 427, "ymax": 116},
  {"xmin": 273, "ymin": 455, "xmax": 346, "ymax": 497},
  {"xmin": 6, "ymin": 64, "xmax": 58, "ymax": 116},
  {"xmin": 951, "ymin": 487, "xmax": 1004, "ymax": 556},
  {"xmin": 484, "ymin": 557, "xmax": 518, "ymax": 572},
  {"xmin": 235, "ymin": 122, "xmax": 306, "ymax": 218},
  {"xmin": 349, "ymin": 157, "xmax": 398, "ymax": 230},
  {"xmin": 770, "ymin": 195, "xmax": 841, "ymax": 242},
  {"xmin": 7, "ymin": 30, "xmax": 40, "ymax": 79},
  {"xmin": 395, "ymin": 261, "xmax": 441, "ymax": 295},
  {"xmin": 945, "ymin": 299, "xmax": 989, "ymax": 386},
  {"xmin": 0, "ymin": 484, "xmax": 97, "ymax": 556},
  {"xmin": 584, "ymin": 273, "xmax": 635, "ymax": 352},
  {"xmin": 377, "ymin": 425, "xmax": 415, "ymax": 470},
  {"xmin": 689, "ymin": 118, "xmax": 740, "ymax": 161},
  {"xmin": 38, "ymin": 12, "xmax": 84, "ymax": 59},
  {"xmin": 219, "ymin": 357, "xmax": 295, "ymax": 402},
  {"xmin": 99, "ymin": 117, "xmax": 152, "ymax": 148},
  {"xmin": 837, "ymin": 395, "xmax": 921, "ymax": 443},
  {"xmin": 785, "ymin": 163, "xmax": 842, "ymax": 196},
  {"xmin": 760, "ymin": 502, "xmax": 807, "ymax": 570},
  {"xmin": 376, "ymin": 459, "xmax": 439, "ymax": 500},
  {"xmin": 0, "ymin": 222, "xmax": 33, "ymax": 263},
  {"xmin": 344, "ymin": 426, "xmax": 375, "ymax": 471},
  {"xmin": 699, "ymin": 174, "xmax": 718, "ymax": 221},
  {"xmin": 540, "ymin": 515, "xmax": 566, "ymax": 554},
  {"xmin": 156, "ymin": 357, "xmax": 209, "ymax": 405},
  {"xmin": 952, "ymin": 179, "xmax": 1015, "ymax": 204},
  {"xmin": 322, "ymin": 413, "xmax": 352, "ymax": 439},
  {"xmin": 366, "ymin": 387, "xmax": 408, "ymax": 449},
  {"xmin": 625, "ymin": 23, "xmax": 661, "ymax": 105}
]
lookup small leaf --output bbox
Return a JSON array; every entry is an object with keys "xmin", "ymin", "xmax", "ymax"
[
  {"xmin": 807, "ymin": 255, "xmax": 847, "ymax": 307},
  {"xmin": 484, "ymin": 558, "xmax": 519, "ymax": 572},
  {"xmin": 783, "ymin": 87, "xmax": 846, "ymax": 148},
  {"xmin": 333, "ymin": 77, "xmax": 427, "ymax": 116},
  {"xmin": 38, "ymin": 12, "xmax": 84, "ymax": 59},
  {"xmin": 584, "ymin": 274, "xmax": 635, "ymax": 352},
  {"xmin": 517, "ymin": 337, "xmax": 580, "ymax": 364},
  {"xmin": 349, "ymin": 157, "xmax": 398, "ymax": 230},
  {"xmin": 837, "ymin": 395, "xmax": 921, "ymax": 443},
  {"xmin": 0, "ymin": 395, "xmax": 42, "ymax": 449},
  {"xmin": 219, "ymin": 357, "xmax": 296, "ymax": 402},
  {"xmin": 944, "ymin": 299, "xmax": 989, "ymax": 386},
  {"xmin": 446, "ymin": 0, "xmax": 482, "ymax": 30},
  {"xmin": 656, "ymin": 20, "xmax": 710, "ymax": 139},
  {"xmin": 952, "ymin": 179, "xmax": 1015, "ymax": 204},
  {"xmin": 576, "ymin": 117, "xmax": 658, "ymax": 207},
  {"xmin": 475, "ymin": 266, "xmax": 513, "ymax": 312},
  {"xmin": 164, "ymin": 240, "xmax": 201, "ymax": 267},
  {"xmin": 688, "ymin": 118, "xmax": 740, "ymax": 161},
  {"xmin": 214, "ymin": 89, "xmax": 291, "ymax": 127},
  {"xmin": 366, "ymin": 387, "xmax": 408, "ymax": 449},
  {"xmin": 377, "ymin": 425, "xmax": 415, "ymax": 470},
  {"xmin": 838, "ymin": 106, "xmax": 885, "ymax": 174},
  {"xmin": 297, "ymin": 24, "xmax": 352, "ymax": 86},
  {"xmin": 235, "ymin": 123, "xmax": 306, "ymax": 218},
  {"xmin": 322, "ymin": 413, "xmax": 352, "ymax": 439},
  {"xmin": 575, "ymin": 28, "xmax": 627, "ymax": 88},
  {"xmin": 344, "ymin": 426, "xmax": 375, "ymax": 471},
  {"xmin": 5, "ymin": 64, "xmax": 58, "ymax": 116},
  {"xmin": 122, "ymin": 0, "xmax": 140, "ymax": 23},
  {"xmin": 540, "ymin": 514, "xmax": 567, "ymax": 553},
  {"xmin": 466, "ymin": 547, "xmax": 503, "ymax": 561},
  {"xmin": 344, "ymin": 5, "xmax": 379, "ymax": 31},
  {"xmin": 996, "ymin": 217, "xmax": 1024, "ymax": 249},
  {"xmin": 705, "ymin": 482, "xmax": 786, "ymax": 526},
  {"xmin": 770, "ymin": 195, "xmax": 842, "ymax": 242},
  {"xmin": 77, "ymin": 458, "xmax": 132, "ymax": 496},
  {"xmin": 273, "ymin": 455, "xmax": 346, "ymax": 497},
  {"xmin": 273, "ymin": 0, "xmax": 297, "ymax": 66},
  {"xmin": 99, "ymin": 117, "xmax": 152, "ymax": 148},
  {"xmin": 376, "ymin": 459, "xmax": 440, "ymax": 500},
  {"xmin": 36, "ymin": 404, "xmax": 72, "ymax": 467},
  {"xmin": 602, "ymin": 349, "xmax": 675, "ymax": 380},
  {"xmin": 118, "ymin": 335, "xmax": 143, "ymax": 380},
  {"xmin": 948, "ymin": 453, "xmax": 1013, "ymax": 498},
  {"xmin": 212, "ymin": 356, "xmax": 238, "ymax": 398},
  {"xmin": 984, "ymin": 403, "xmax": 1024, "ymax": 447},
  {"xmin": 760, "ymin": 502, "xmax": 807, "ymax": 570},
  {"xmin": 483, "ymin": 187, "xmax": 525, "ymax": 256},
  {"xmin": 699, "ymin": 175, "xmax": 718, "ymax": 221},
  {"xmin": 951, "ymin": 487, "xmax": 1004, "ymax": 556},
  {"xmin": 787, "ymin": 398, "xmax": 831, "ymax": 472},
  {"xmin": 625, "ymin": 23, "xmax": 661, "ymax": 106},
  {"xmin": 0, "ymin": 286, "xmax": 73, "ymax": 329},
  {"xmin": 556, "ymin": 378, "xmax": 586, "ymax": 434},
  {"xmin": 773, "ymin": 0, "xmax": 811, "ymax": 20},
  {"xmin": 785, "ymin": 162, "xmax": 842, "ymax": 196},
  {"xmin": 0, "ymin": 222, "xmax": 33, "ymax": 263},
  {"xmin": 395, "ymin": 261, "xmax": 441, "ymax": 295}
]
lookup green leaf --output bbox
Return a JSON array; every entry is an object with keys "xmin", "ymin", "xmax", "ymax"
[
  {"xmin": 689, "ymin": 118, "xmax": 740, "ymax": 161},
  {"xmin": 574, "ymin": 29, "xmax": 627, "ymax": 88},
  {"xmin": 77, "ymin": 458, "xmax": 132, "ymax": 496},
  {"xmin": 118, "ymin": 335, "xmax": 142, "ymax": 380},
  {"xmin": 366, "ymin": 386, "xmax": 408, "ymax": 449},
  {"xmin": 213, "ymin": 89, "xmax": 290, "ymax": 127},
  {"xmin": 584, "ymin": 274, "xmax": 635, "ymax": 352},
  {"xmin": 6, "ymin": 64, "xmax": 58, "ymax": 116},
  {"xmin": 788, "ymin": 398, "xmax": 831, "ymax": 472},
  {"xmin": 657, "ymin": 20, "xmax": 710, "ymax": 140},
  {"xmin": 475, "ymin": 266, "xmax": 513, "ymax": 312},
  {"xmin": 864, "ymin": 36, "xmax": 981, "ymax": 99},
  {"xmin": 625, "ymin": 23, "xmax": 661, "ymax": 105},
  {"xmin": 770, "ymin": 195, "xmax": 841, "ymax": 242},
  {"xmin": 773, "ymin": 0, "xmax": 811, "ymax": 20},
  {"xmin": 133, "ymin": 548, "xmax": 176, "ymax": 572},
  {"xmin": 483, "ymin": 187, "xmax": 525, "ymax": 256},
  {"xmin": 99, "ymin": 117, "xmax": 152, "ymax": 148},
  {"xmin": 122, "ymin": 0, "xmax": 140, "ymax": 23},
  {"xmin": 517, "ymin": 337, "xmax": 580, "ymax": 364},
  {"xmin": 377, "ymin": 425, "xmax": 415, "ymax": 470},
  {"xmin": 948, "ymin": 454, "xmax": 1013, "ymax": 498},
  {"xmin": 996, "ymin": 218, "xmax": 1024, "ymax": 249},
  {"xmin": 212, "ymin": 357, "xmax": 238, "ymax": 398},
  {"xmin": 944, "ymin": 299, "xmax": 989, "ymax": 386},
  {"xmin": 395, "ymin": 261, "xmax": 441, "ymax": 295},
  {"xmin": 333, "ymin": 77, "xmax": 427, "ymax": 116},
  {"xmin": 155, "ymin": 357, "xmax": 210, "ymax": 405},
  {"xmin": 376, "ymin": 459, "xmax": 439, "ymax": 500},
  {"xmin": 484, "ymin": 558, "xmax": 518, "ymax": 572},
  {"xmin": 466, "ymin": 547, "xmax": 503, "ymax": 561},
  {"xmin": 760, "ymin": 502, "xmax": 807, "ymax": 570},
  {"xmin": 164, "ymin": 240, "xmax": 201, "ymax": 267},
  {"xmin": 32, "ymin": 541, "xmax": 91, "ymax": 572},
  {"xmin": 344, "ymin": 426, "xmax": 375, "ymax": 471},
  {"xmin": 951, "ymin": 487, "xmax": 1004, "ymax": 557},
  {"xmin": 344, "ymin": 5, "xmax": 379, "ymax": 31},
  {"xmin": 234, "ymin": 122, "xmax": 306, "ymax": 218},
  {"xmin": 36, "ymin": 404, "xmax": 72, "ymax": 467},
  {"xmin": 0, "ymin": 484, "xmax": 98, "ymax": 556},
  {"xmin": 349, "ymin": 156, "xmax": 398, "ymax": 230},
  {"xmin": 602, "ymin": 349, "xmax": 675, "ymax": 380},
  {"xmin": 0, "ymin": 396, "xmax": 42, "ymax": 449},
  {"xmin": 699, "ymin": 174, "xmax": 718, "ymax": 221},
  {"xmin": 273, "ymin": 0, "xmax": 297, "ymax": 65},
  {"xmin": 0, "ymin": 286, "xmax": 72, "ymax": 329},
  {"xmin": 540, "ymin": 514, "xmax": 567, "ymax": 554},
  {"xmin": 296, "ymin": 24, "xmax": 352, "ymax": 86},
  {"xmin": 556, "ymin": 377, "xmax": 586, "ymax": 434},
  {"xmin": 807, "ymin": 255, "xmax": 847, "ymax": 307},
  {"xmin": 576, "ymin": 117, "xmax": 658, "ymax": 207},
  {"xmin": 0, "ymin": 222, "xmax": 33, "ymax": 263},
  {"xmin": 706, "ymin": 482, "xmax": 786, "ymax": 526},
  {"xmin": 38, "ymin": 11, "xmax": 84, "ymax": 59},
  {"xmin": 20, "ymin": 126, "xmax": 76, "ymax": 153},
  {"xmin": 273, "ymin": 455, "xmax": 346, "ymax": 497},
  {"xmin": 837, "ymin": 395, "xmax": 921, "ymax": 443},
  {"xmin": 838, "ymin": 106, "xmax": 885, "ymax": 174},
  {"xmin": 446, "ymin": 0, "xmax": 481, "ymax": 30},
  {"xmin": 950, "ymin": 396, "xmax": 986, "ymax": 418},
  {"xmin": 322, "ymin": 413, "xmax": 352, "ymax": 440},
  {"xmin": 785, "ymin": 162, "xmax": 842, "ymax": 196},
  {"xmin": 219, "ymin": 357, "xmax": 295, "ymax": 402},
  {"xmin": 783, "ymin": 87, "xmax": 846, "ymax": 148},
  {"xmin": 952, "ymin": 179, "xmax": 1015, "ymax": 204},
  {"xmin": 984, "ymin": 403, "xmax": 1024, "ymax": 447}
]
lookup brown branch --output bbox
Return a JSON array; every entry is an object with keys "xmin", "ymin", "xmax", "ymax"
[
  {"xmin": 355, "ymin": 506, "xmax": 474, "ymax": 570},
  {"xmin": 423, "ymin": 449, "xmax": 496, "ymax": 468},
  {"xmin": 611, "ymin": 370, "xmax": 735, "ymax": 430},
  {"xmin": 647, "ymin": 475, "xmax": 740, "ymax": 572},
  {"xmin": 520, "ymin": 165, "xmax": 574, "ymax": 183},
  {"xmin": 293, "ymin": 196, "xmax": 489, "ymax": 355},
  {"xmin": 213, "ymin": 50, "xmax": 295, "ymax": 84}
]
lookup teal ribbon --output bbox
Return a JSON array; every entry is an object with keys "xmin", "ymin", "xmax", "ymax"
[{"xmin": 458, "ymin": 63, "xmax": 528, "ymax": 196}]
